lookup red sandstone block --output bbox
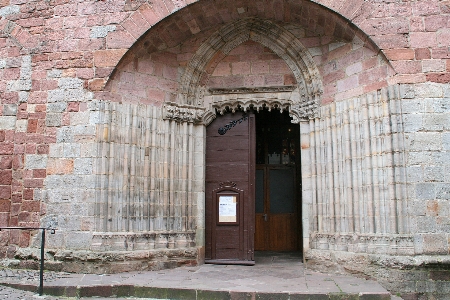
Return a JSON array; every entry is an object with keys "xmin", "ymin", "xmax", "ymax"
[
  {"xmin": 11, "ymin": 187, "xmax": 22, "ymax": 200},
  {"xmin": 130, "ymin": 11, "xmax": 151, "ymax": 36},
  {"xmin": 27, "ymin": 119, "xmax": 38, "ymax": 133},
  {"xmin": 387, "ymin": 2, "xmax": 412, "ymax": 17},
  {"xmin": 0, "ymin": 213, "xmax": 9, "ymax": 227},
  {"xmin": 337, "ymin": 49, "xmax": 365, "ymax": 70},
  {"xmin": 36, "ymin": 145, "xmax": 49, "ymax": 155},
  {"xmin": 10, "ymin": 202, "xmax": 20, "ymax": 216},
  {"xmin": 0, "ymin": 131, "xmax": 4, "ymax": 143},
  {"xmin": 16, "ymin": 17, "xmax": 45, "ymax": 28},
  {"xmin": 388, "ymin": 74, "xmax": 427, "ymax": 84},
  {"xmin": 27, "ymin": 91, "xmax": 48, "ymax": 104},
  {"xmin": 284, "ymin": 74, "xmax": 296, "ymax": 85},
  {"xmin": 146, "ymin": 88, "xmax": 165, "ymax": 104},
  {"xmin": 340, "ymin": 0, "xmax": 365, "ymax": 20},
  {"xmin": 416, "ymin": 48, "xmax": 431, "ymax": 60},
  {"xmin": 251, "ymin": 61, "xmax": 270, "ymax": 74},
  {"xmin": 162, "ymin": 65, "xmax": 178, "ymax": 81},
  {"xmin": 139, "ymin": 4, "xmax": 162, "ymax": 26},
  {"xmin": 158, "ymin": 78, "xmax": 178, "ymax": 92},
  {"xmin": 437, "ymin": 29, "xmax": 450, "ymax": 47},
  {"xmin": 259, "ymin": 53, "xmax": 279, "ymax": 61},
  {"xmin": 67, "ymin": 102, "xmax": 79, "ymax": 112},
  {"xmin": 9, "ymin": 217, "xmax": 18, "ymax": 227},
  {"xmin": 269, "ymin": 60, "xmax": 290, "ymax": 74},
  {"xmin": 94, "ymin": 49, "xmax": 127, "ymax": 68},
  {"xmin": 431, "ymin": 47, "xmax": 450, "ymax": 59},
  {"xmin": 106, "ymin": 29, "xmax": 136, "ymax": 49},
  {"xmin": 64, "ymin": 16, "xmax": 87, "ymax": 29},
  {"xmin": 23, "ymin": 170, "xmax": 33, "ymax": 179},
  {"xmin": 25, "ymin": 144, "xmax": 36, "ymax": 154},
  {"xmin": 2, "ymin": 92, "xmax": 19, "ymax": 104},
  {"xmin": 363, "ymin": 80, "xmax": 388, "ymax": 93},
  {"xmin": 243, "ymin": 75, "xmax": 264, "ymax": 87},
  {"xmin": 327, "ymin": 44, "xmax": 352, "ymax": 62},
  {"xmin": 0, "ymin": 156, "xmax": 12, "ymax": 170},
  {"xmin": 413, "ymin": 1, "xmax": 441, "ymax": 16},
  {"xmin": 0, "ymin": 200, "xmax": 11, "ymax": 212},
  {"xmin": 12, "ymin": 155, "xmax": 24, "ymax": 170},
  {"xmin": 14, "ymin": 144, "xmax": 25, "ymax": 155},
  {"xmin": 54, "ymin": 3, "xmax": 78, "ymax": 17},
  {"xmin": 0, "ymin": 144, "xmax": 14, "ymax": 155},
  {"xmin": 3, "ymin": 68, "xmax": 20, "ymax": 80},
  {"xmin": 372, "ymin": 34, "xmax": 409, "ymax": 49},
  {"xmin": 335, "ymin": 86, "xmax": 364, "ymax": 102},
  {"xmin": 323, "ymin": 82, "xmax": 338, "ymax": 98},
  {"xmin": 122, "ymin": 18, "xmax": 147, "ymax": 40},
  {"xmin": 95, "ymin": 67, "xmax": 114, "ymax": 78},
  {"xmin": 391, "ymin": 60, "xmax": 422, "ymax": 74},
  {"xmin": 264, "ymin": 74, "xmax": 284, "ymax": 86},
  {"xmin": 18, "ymin": 212, "xmax": 30, "ymax": 223},
  {"xmin": 88, "ymin": 78, "xmax": 107, "ymax": 91},
  {"xmin": 76, "ymin": 68, "xmax": 94, "ymax": 80},
  {"xmin": 425, "ymin": 15, "xmax": 450, "ymax": 32},
  {"xmin": 337, "ymin": 75, "xmax": 359, "ymax": 92},
  {"xmin": 18, "ymin": 231, "xmax": 30, "ymax": 248},
  {"xmin": 410, "ymin": 32, "xmax": 438, "ymax": 48},
  {"xmin": 212, "ymin": 62, "xmax": 231, "ymax": 76},
  {"xmin": 324, "ymin": 70, "xmax": 346, "ymax": 85},
  {"xmin": 301, "ymin": 37, "xmax": 321, "ymax": 48},
  {"xmin": 422, "ymin": 59, "xmax": 446, "ymax": 73},
  {"xmin": 0, "ymin": 170, "xmax": 12, "ymax": 185},
  {"xmin": 21, "ymin": 201, "xmax": 41, "ymax": 213},
  {"xmin": 383, "ymin": 49, "xmax": 415, "ymax": 61},
  {"xmin": 362, "ymin": 17, "xmax": 409, "ymax": 36},
  {"xmin": 62, "ymin": 112, "xmax": 70, "ymax": 126},
  {"xmin": 0, "ymin": 186, "xmax": 11, "ymax": 199},
  {"xmin": 23, "ymin": 179, "xmax": 43, "ymax": 189},
  {"xmin": 23, "ymin": 189, "xmax": 33, "ymax": 200},
  {"xmin": 231, "ymin": 62, "xmax": 251, "ymax": 75},
  {"xmin": 359, "ymin": 66, "xmax": 388, "ymax": 85},
  {"xmin": 33, "ymin": 169, "xmax": 46, "ymax": 179},
  {"xmin": 426, "ymin": 73, "xmax": 450, "ymax": 83},
  {"xmin": 148, "ymin": 51, "xmax": 177, "ymax": 69}
]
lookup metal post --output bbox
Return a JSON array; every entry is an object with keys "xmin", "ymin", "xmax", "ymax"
[
  {"xmin": 0, "ymin": 227, "xmax": 55, "ymax": 296},
  {"xmin": 38, "ymin": 228, "xmax": 45, "ymax": 296}
]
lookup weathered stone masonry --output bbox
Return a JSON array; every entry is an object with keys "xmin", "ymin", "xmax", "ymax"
[{"xmin": 0, "ymin": 0, "xmax": 449, "ymax": 298}]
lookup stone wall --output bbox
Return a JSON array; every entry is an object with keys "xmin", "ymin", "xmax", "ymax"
[{"xmin": 0, "ymin": 0, "xmax": 449, "ymax": 297}]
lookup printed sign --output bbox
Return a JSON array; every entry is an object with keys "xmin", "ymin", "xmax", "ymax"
[{"xmin": 219, "ymin": 195, "xmax": 237, "ymax": 222}]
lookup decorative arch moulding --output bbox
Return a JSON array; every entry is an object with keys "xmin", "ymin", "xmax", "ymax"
[{"xmin": 164, "ymin": 18, "xmax": 324, "ymax": 125}]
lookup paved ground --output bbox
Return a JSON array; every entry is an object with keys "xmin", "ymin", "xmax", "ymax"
[{"xmin": 0, "ymin": 252, "xmax": 397, "ymax": 299}]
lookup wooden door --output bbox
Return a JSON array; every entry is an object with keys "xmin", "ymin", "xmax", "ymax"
[
  {"xmin": 254, "ymin": 110, "xmax": 301, "ymax": 251},
  {"xmin": 205, "ymin": 112, "xmax": 255, "ymax": 264}
]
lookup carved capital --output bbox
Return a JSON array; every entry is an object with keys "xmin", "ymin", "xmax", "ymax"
[{"xmin": 163, "ymin": 102, "xmax": 205, "ymax": 124}]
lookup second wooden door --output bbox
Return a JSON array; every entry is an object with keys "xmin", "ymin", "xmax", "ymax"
[{"xmin": 254, "ymin": 110, "xmax": 301, "ymax": 251}]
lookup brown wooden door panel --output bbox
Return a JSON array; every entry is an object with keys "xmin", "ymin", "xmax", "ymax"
[
  {"xmin": 254, "ymin": 213, "xmax": 265, "ymax": 251},
  {"xmin": 205, "ymin": 112, "xmax": 255, "ymax": 263},
  {"xmin": 268, "ymin": 214, "xmax": 298, "ymax": 251},
  {"xmin": 206, "ymin": 136, "xmax": 251, "ymax": 150},
  {"xmin": 206, "ymin": 149, "xmax": 250, "ymax": 163}
]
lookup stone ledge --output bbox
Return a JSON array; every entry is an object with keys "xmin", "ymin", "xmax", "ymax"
[
  {"xmin": 3, "ymin": 247, "xmax": 199, "ymax": 273},
  {"xmin": 0, "ymin": 283, "xmax": 392, "ymax": 300}
]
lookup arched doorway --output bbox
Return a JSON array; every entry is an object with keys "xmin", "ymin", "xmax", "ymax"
[{"xmin": 204, "ymin": 108, "xmax": 302, "ymax": 264}]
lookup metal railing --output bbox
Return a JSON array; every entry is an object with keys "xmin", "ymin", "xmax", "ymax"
[{"xmin": 0, "ymin": 227, "xmax": 56, "ymax": 296}]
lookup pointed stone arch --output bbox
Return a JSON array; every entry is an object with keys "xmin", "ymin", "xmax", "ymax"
[{"xmin": 165, "ymin": 17, "xmax": 324, "ymax": 125}]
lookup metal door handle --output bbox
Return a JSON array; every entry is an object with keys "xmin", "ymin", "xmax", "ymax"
[{"xmin": 263, "ymin": 214, "xmax": 268, "ymax": 221}]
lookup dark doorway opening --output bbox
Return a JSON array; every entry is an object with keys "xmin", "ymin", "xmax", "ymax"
[{"xmin": 254, "ymin": 109, "xmax": 302, "ymax": 252}]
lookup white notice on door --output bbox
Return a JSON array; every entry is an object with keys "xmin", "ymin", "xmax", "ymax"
[{"xmin": 219, "ymin": 195, "xmax": 237, "ymax": 222}]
